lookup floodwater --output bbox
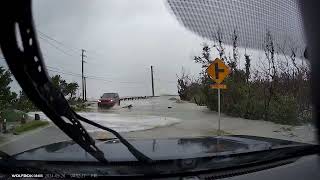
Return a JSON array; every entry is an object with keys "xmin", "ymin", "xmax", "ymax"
[{"xmin": 29, "ymin": 96, "xmax": 317, "ymax": 143}]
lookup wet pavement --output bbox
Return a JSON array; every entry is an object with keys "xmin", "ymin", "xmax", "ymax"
[{"xmin": 0, "ymin": 96, "xmax": 317, "ymax": 155}]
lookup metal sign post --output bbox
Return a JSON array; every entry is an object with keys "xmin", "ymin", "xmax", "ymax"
[
  {"xmin": 207, "ymin": 58, "xmax": 231, "ymax": 137},
  {"xmin": 218, "ymin": 88, "xmax": 221, "ymax": 136}
]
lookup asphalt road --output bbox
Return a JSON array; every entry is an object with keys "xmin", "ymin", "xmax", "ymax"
[
  {"xmin": 0, "ymin": 96, "xmax": 316, "ymax": 155},
  {"xmin": 0, "ymin": 125, "xmax": 69, "ymax": 155}
]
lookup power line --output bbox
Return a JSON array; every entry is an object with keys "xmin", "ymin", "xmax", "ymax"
[
  {"xmin": 46, "ymin": 67, "xmax": 148, "ymax": 84},
  {"xmin": 47, "ymin": 66, "xmax": 81, "ymax": 75},
  {"xmin": 37, "ymin": 30, "xmax": 108, "ymax": 58},
  {"xmin": 47, "ymin": 69, "xmax": 147, "ymax": 89},
  {"xmin": 38, "ymin": 36, "xmax": 79, "ymax": 58},
  {"xmin": 46, "ymin": 65, "xmax": 62, "ymax": 71},
  {"xmin": 37, "ymin": 30, "xmax": 135, "ymax": 67},
  {"xmin": 33, "ymin": 31, "xmax": 172, "ymax": 89},
  {"xmin": 85, "ymin": 74, "xmax": 146, "ymax": 84},
  {"xmin": 37, "ymin": 31, "xmax": 107, "ymax": 66},
  {"xmin": 3, "ymin": 54, "xmax": 174, "ymax": 85},
  {"xmin": 47, "ymin": 68, "xmax": 82, "ymax": 77},
  {"xmin": 37, "ymin": 30, "xmax": 103, "ymax": 59},
  {"xmin": 37, "ymin": 30, "xmax": 80, "ymax": 54}
]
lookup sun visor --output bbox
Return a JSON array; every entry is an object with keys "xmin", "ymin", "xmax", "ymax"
[{"xmin": 166, "ymin": 0, "xmax": 306, "ymax": 57}]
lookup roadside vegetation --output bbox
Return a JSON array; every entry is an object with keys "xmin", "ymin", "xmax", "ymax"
[
  {"xmin": 13, "ymin": 120, "xmax": 49, "ymax": 135},
  {"xmin": 0, "ymin": 69, "xmax": 86, "ymax": 113},
  {"xmin": 51, "ymin": 74, "xmax": 89, "ymax": 111},
  {"xmin": 177, "ymin": 30, "xmax": 311, "ymax": 125},
  {"xmin": 1, "ymin": 109, "xmax": 27, "ymax": 122},
  {"xmin": 0, "ymin": 67, "xmax": 86, "ymax": 135},
  {"xmin": 71, "ymin": 100, "xmax": 91, "ymax": 111}
]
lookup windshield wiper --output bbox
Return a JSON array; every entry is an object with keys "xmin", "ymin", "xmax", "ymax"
[
  {"xmin": 0, "ymin": 0, "xmax": 152, "ymax": 164},
  {"xmin": 73, "ymin": 112, "xmax": 152, "ymax": 163}
]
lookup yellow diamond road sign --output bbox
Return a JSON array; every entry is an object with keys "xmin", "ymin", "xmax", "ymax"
[{"xmin": 207, "ymin": 58, "xmax": 231, "ymax": 84}]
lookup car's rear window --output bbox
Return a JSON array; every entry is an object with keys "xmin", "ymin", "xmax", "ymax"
[{"xmin": 102, "ymin": 93, "xmax": 117, "ymax": 98}]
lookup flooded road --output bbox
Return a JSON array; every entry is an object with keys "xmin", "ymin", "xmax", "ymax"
[
  {"xmin": 29, "ymin": 96, "xmax": 318, "ymax": 143},
  {"xmin": 1, "ymin": 96, "xmax": 316, "ymax": 155},
  {"xmin": 119, "ymin": 97, "xmax": 316, "ymax": 144}
]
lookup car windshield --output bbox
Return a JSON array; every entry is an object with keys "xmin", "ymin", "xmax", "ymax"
[{"xmin": 0, "ymin": 0, "xmax": 316, "ymax": 163}]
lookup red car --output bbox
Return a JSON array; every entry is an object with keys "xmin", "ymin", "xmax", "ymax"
[{"xmin": 98, "ymin": 93, "xmax": 120, "ymax": 108}]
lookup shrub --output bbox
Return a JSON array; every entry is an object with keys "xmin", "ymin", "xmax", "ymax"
[
  {"xmin": 268, "ymin": 95, "xmax": 299, "ymax": 125},
  {"xmin": 1, "ymin": 109, "xmax": 27, "ymax": 122},
  {"xmin": 177, "ymin": 30, "xmax": 311, "ymax": 126},
  {"xmin": 13, "ymin": 120, "xmax": 49, "ymax": 135}
]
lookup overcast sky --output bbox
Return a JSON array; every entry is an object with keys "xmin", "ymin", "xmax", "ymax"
[
  {"xmin": 29, "ymin": 0, "xmax": 209, "ymax": 98},
  {"xmin": 0, "ymin": 0, "xmax": 304, "ymax": 99}
]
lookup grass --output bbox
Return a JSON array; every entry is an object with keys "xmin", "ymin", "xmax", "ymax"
[
  {"xmin": 1, "ymin": 109, "xmax": 27, "ymax": 122},
  {"xmin": 13, "ymin": 120, "xmax": 49, "ymax": 135}
]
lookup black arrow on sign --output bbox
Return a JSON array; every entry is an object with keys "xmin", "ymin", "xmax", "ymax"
[{"xmin": 214, "ymin": 63, "xmax": 225, "ymax": 79}]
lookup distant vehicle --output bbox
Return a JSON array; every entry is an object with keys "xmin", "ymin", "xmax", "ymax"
[{"xmin": 98, "ymin": 93, "xmax": 120, "ymax": 108}]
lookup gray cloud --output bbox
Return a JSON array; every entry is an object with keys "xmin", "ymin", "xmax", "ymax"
[
  {"xmin": 1, "ymin": 0, "xmax": 305, "ymax": 99},
  {"xmin": 32, "ymin": 0, "xmax": 204, "ymax": 98}
]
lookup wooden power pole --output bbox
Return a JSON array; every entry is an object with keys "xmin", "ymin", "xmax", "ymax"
[
  {"xmin": 81, "ymin": 49, "xmax": 86, "ymax": 101},
  {"xmin": 151, "ymin": 66, "xmax": 155, "ymax": 97}
]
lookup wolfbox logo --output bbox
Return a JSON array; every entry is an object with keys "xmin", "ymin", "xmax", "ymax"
[{"xmin": 11, "ymin": 174, "xmax": 44, "ymax": 178}]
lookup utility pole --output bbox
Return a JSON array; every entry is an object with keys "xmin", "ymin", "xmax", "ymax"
[
  {"xmin": 81, "ymin": 49, "xmax": 86, "ymax": 101},
  {"xmin": 84, "ymin": 76, "xmax": 87, "ymax": 101},
  {"xmin": 151, "ymin": 66, "xmax": 155, "ymax": 97}
]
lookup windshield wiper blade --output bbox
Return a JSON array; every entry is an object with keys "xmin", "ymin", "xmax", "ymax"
[
  {"xmin": 0, "ymin": 0, "xmax": 151, "ymax": 164},
  {"xmin": 74, "ymin": 112, "xmax": 152, "ymax": 163}
]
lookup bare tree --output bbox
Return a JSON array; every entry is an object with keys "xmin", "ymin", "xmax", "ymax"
[
  {"xmin": 177, "ymin": 67, "xmax": 192, "ymax": 100},
  {"xmin": 244, "ymin": 54, "xmax": 251, "ymax": 82},
  {"xmin": 263, "ymin": 31, "xmax": 277, "ymax": 120},
  {"xmin": 193, "ymin": 43, "xmax": 212, "ymax": 68},
  {"xmin": 214, "ymin": 28, "xmax": 227, "ymax": 61},
  {"xmin": 231, "ymin": 29, "xmax": 239, "ymax": 70}
]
